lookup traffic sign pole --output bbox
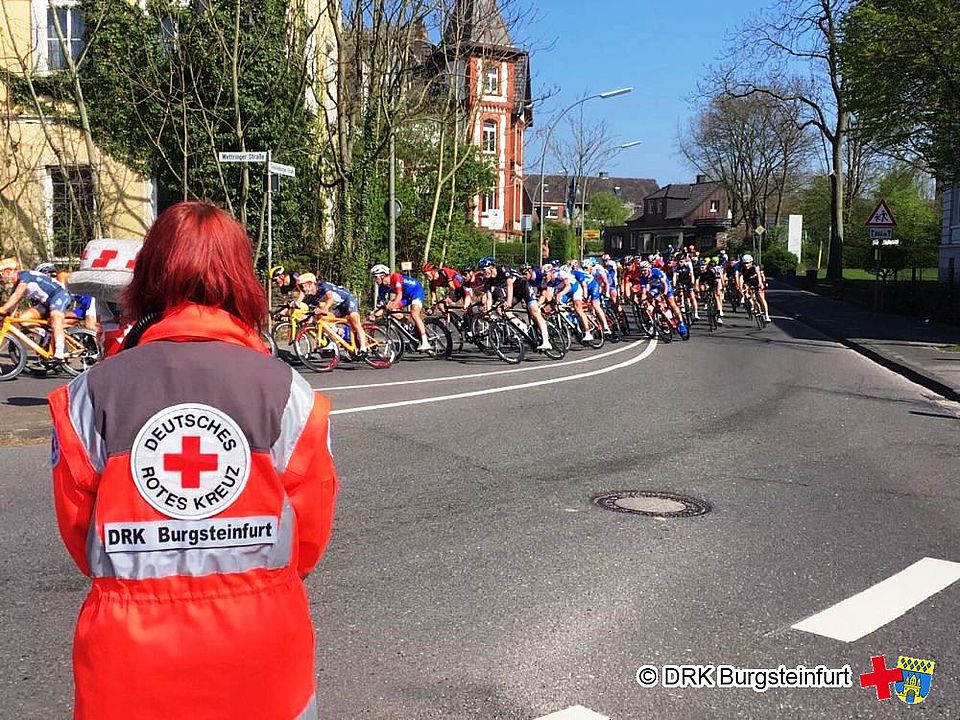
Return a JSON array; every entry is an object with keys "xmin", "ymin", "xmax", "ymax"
[{"xmin": 266, "ymin": 149, "xmax": 273, "ymax": 315}]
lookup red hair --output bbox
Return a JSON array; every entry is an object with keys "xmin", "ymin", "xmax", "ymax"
[{"xmin": 122, "ymin": 202, "xmax": 266, "ymax": 331}]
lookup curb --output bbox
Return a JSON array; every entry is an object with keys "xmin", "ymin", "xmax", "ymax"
[{"xmin": 775, "ymin": 306, "xmax": 960, "ymax": 403}]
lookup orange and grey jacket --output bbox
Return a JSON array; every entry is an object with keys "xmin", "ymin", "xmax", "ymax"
[{"xmin": 48, "ymin": 304, "xmax": 337, "ymax": 720}]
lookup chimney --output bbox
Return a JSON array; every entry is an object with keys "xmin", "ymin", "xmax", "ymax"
[
  {"xmin": 696, "ymin": 174, "xmax": 709, "ymax": 184},
  {"xmin": 598, "ymin": 171, "xmax": 609, "ymax": 180}
]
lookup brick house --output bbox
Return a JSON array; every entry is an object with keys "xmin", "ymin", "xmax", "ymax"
[
  {"xmin": 524, "ymin": 174, "xmax": 658, "ymax": 224},
  {"xmin": 439, "ymin": 0, "xmax": 533, "ymax": 240},
  {"xmin": 603, "ymin": 175, "xmax": 731, "ymax": 257}
]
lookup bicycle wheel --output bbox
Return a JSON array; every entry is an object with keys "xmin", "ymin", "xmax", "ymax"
[
  {"xmin": 584, "ymin": 313, "xmax": 604, "ymax": 349},
  {"xmin": 0, "ymin": 334, "xmax": 27, "ymax": 380},
  {"xmin": 532, "ymin": 321, "xmax": 567, "ymax": 360},
  {"xmin": 423, "ymin": 317, "xmax": 452, "ymax": 359},
  {"xmin": 489, "ymin": 319, "xmax": 525, "ymax": 364},
  {"xmin": 260, "ymin": 330, "xmax": 278, "ymax": 357},
  {"xmin": 653, "ymin": 307, "xmax": 673, "ymax": 342},
  {"xmin": 547, "ymin": 314, "xmax": 572, "ymax": 352},
  {"xmin": 361, "ymin": 323, "xmax": 396, "ymax": 368},
  {"xmin": 296, "ymin": 328, "xmax": 340, "ymax": 372},
  {"xmin": 61, "ymin": 328, "xmax": 102, "ymax": 376},
  {"xmin": 638, "ymin": 305, "xmax": 656, "ymax": 339},
  {"xmin": 755, "ymin": 309, "xmax": 766, "ymax": 330},
  {"xmin": 271, "ymin": 321, "xmax": 302, "ymax": 365}
]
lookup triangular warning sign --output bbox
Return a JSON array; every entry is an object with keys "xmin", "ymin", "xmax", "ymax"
[{"xmin": 865, "ymin": 199, "xmax": 897, "ymax": 227}]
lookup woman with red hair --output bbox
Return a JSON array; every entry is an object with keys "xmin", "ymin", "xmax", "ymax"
[{"xmin": 48, "ymin": 202, "xmax": 338, "ymax": 720}]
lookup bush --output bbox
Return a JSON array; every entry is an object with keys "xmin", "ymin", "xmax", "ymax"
[{"xmin": 761, "ymin": 243, "xmax": 799, "ymax": 277}]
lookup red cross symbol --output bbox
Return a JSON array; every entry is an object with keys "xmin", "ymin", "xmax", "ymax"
[
  {"xmin": 91, "ymin": 250, "xmax": 118, "ymax": 268},
  {"xmin": 859, "ymin": 655, "xmax": 903, "ymax": 701},
  {"xmin": 163, "ymin": 436, "xmax": 218, "ymax": 489}
]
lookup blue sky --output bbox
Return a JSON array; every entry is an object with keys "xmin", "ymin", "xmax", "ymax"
[{"xmin": 521, "ymin": 0, "xmax": 765, "ymax": 185}]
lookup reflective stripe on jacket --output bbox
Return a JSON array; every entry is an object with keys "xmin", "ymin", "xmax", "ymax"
[{"xmin": 49, "ymin": 304, "xmax": 338, "ymax": 720}]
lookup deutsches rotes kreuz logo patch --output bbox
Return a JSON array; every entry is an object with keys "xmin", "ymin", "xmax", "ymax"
[{"xmin": 130, "ymin": 403, "xmax": 251, "ymax": 520}]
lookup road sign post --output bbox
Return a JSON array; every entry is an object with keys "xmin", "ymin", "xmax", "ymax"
[
  {"xmin": 865, "ymin": 199, "xmax": 897, "ymax": 310},
  {"xmin": 217, "ymin": 150, "xmax": 296, "ymax": 315}
]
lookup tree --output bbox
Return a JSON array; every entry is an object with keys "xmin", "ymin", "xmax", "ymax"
[
  {"xmin": 681, "ymin": 90, "xmax": 814, "ymax": 235},
  {"xmin": 714, "ymin": 0, "xmax": 851, "ymax": 280},
  {"xmin": 842, "ymin": 0, "xmax": 960, "ymax": 180},
  {"xmin": 586, "ymin": 191, "xmax": 630, "ymax": 229}
]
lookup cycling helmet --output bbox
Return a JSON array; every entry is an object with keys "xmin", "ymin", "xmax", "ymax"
[
  {"xmin": 582, "ymin": 257, "xmax": 596, "ymax": 267},
  {"xmin": 550, "ymin": 258, "xmax": 561, "ymax": 268},
  {"xmin": 269, "ymin": 265, "xmax": 285, "ymax": 280},
  {"xmin": 297, "ymin": 272, "xmax": 317, "ymax": 285},
  {"xmin": 519, "ymin": 263, "xmax": 533, "ymax": 273},
  {"xmin": 422, "ymin": 262, "xmax": 436, "ymax": 273},
  {"xmin": 478, "ymin": 256, "xmax": 495, "ymax": 269},
  {"xmin": 741, "ymin": 254, "xmax": 754, "ymax": 263},
  {"xmin": 370, "ymin": 263, "xmax": 390, "ymax": 276},
  {"xmin": 460, "ymin": 264, "xmax": 474, "ymax": 274},
  {"xmin": 623, "ymin": 255, "xmax": 634, "ymax": 263},
  {"xmin": 696, "ymin": 258, "xmax": 707, "ymax": 267},
  {"xmin": 35, "ymin": 262, "xmax": 57, "ymax": 276},
  {"xmin": 639, "ymin": 260, "xmax": 651, "ymax": 270},
  {"xmin": 0, "ymin": 257, "xmax": 20, "ymax": 274}
]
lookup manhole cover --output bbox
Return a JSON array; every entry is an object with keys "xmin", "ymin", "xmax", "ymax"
[{"xmin": 593, "ymin": 491, "xmax": 711, "ymax": 518}]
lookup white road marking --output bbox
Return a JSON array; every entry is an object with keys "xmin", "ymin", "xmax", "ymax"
[
  {"xmin": 316, "ymin": 339, "xmax": 648, "ymax": 391},
  {"xmin": 329, "ymin": 339, "xmax": 657, "ymax": 416},
  {"xmin": 791, "ymin": 557, "xmax": 960, "ymax": 642},
  {"xmin": 535, "ymin": 707, "xmax": 608, "ymax": 720}
]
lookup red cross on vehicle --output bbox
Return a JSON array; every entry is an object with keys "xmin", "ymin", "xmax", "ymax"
[{"xmin": 163, "ymin": 436, "xmax": 219, "ymax": 489}]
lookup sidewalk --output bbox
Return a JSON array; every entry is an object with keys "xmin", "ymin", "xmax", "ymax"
[{"xmin": 769, "ymin": 283, "xmax": 960, "ymax": 402}]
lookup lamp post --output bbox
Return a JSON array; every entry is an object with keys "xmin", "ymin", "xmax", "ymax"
[{"xmin": 536, "ymin": 87, "xmax": 632, "ymax": 261}]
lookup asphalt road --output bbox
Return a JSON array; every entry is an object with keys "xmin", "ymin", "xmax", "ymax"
[{"xmin": 2, "ymin": 305, "xmax": 959, "ymax": 719}]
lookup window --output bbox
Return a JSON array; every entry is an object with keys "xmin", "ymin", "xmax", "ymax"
[
  {"xmin": 611, "ymin": 236, "xmax": 623, "ymax": 250},
  {"xmin": 482, "ymin": 189, "xmax": 499, "ymax": 212},
  {"xmin": 49, "ymin": 166, "xmax": 95, "ymax": 259},
  {"xmin": 953, "ymin": 187, "xmax": 960, "ymax": 226},
  {"xmin": 709, "ymin": 200, "xmax": 719, "ymax": 213},
  {"xmin": 484, "ymin": 65, "xmax": 500, "ymax": 95},
  {"xmin": 546, "ymin": 206, "xmax": 559, "ymax": 219},
  {"xmin": 656, "ymin": 199, "xmax": 664, "ymax": 214},
  {"xmin": 46, "ymin": 4, "xmax": 85, "ymax": 71},
  {"xmin": 630, "ymin": 231, "xmax": 641, "ymax": 250},
  {"xmin": 482, "ymin": 120, "xmax": 497, "ymax": 153}
]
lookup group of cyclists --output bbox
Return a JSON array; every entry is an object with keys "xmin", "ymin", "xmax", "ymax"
[
  {"xmin": 0, "ymin": 244, "xmax": 769, "ymax": 376},
  {"xmin": 268, "ymin": 243, "xmax": 771, "ymax": 362}
]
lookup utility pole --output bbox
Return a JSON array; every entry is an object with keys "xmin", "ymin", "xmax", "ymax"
[{"xmin": 388, "ymin": 129, "xmax": 396, "ymax": 271}]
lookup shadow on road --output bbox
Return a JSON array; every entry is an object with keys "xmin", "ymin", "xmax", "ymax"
[{"xmin": 4, "ymin": 396, "xmax": 49, "ymax": 407}]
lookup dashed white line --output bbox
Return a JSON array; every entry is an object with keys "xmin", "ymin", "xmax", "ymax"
[
  {"xmin": 329, "ymin": 339, "xmax": 657, "ymax": 415},
  {"xmin": 535, "ymin": 706, "xmax": 608, "ymax": 720},
  {"xmin": 316, "ymin": 339, "xmax": 648, "ymax": 391},
  {"xmin": 791, "ymin": 557, "xmax": 960, "ymax": 642}
]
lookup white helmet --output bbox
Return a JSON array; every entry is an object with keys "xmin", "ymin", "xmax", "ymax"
[
  {"xmin": 370, "ymin": 263, "xmax": 390, "ymax": 276},
  {"xmin": 741, "ymin": 254, "xmax": 754, "ymax": 263},
  {"xmin": 639, "ymin": 260, "xmax": 651, "ymax": 270}
]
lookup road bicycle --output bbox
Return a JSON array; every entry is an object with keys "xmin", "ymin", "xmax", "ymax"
[
  {"xmin": 741, "ymin": 286, "xmax": 767, "ymax": 330},
  {"xmin": 700, "ymin": 289, "xmax": 719, "ymax": 332},
  {"xmin": 374, "ymin": 307, "xmax": 452, "ymax": 361},
  {"xmin": 294, "ymin": 313, "xmax": 396, "ymax": 373},
  {"xmin": 548, "ymin": 302, "xmax": 604, "ymax": 349},
  {"xmin": 270, "ymin": 304, "xmax": 313, "ymax": 364},
  {"xmin": 600, "ymin": 296, "xmax": 629, "ymax": 339},
  {"xmin": 504, "ymin": 307, "xmax": 568, "ymax": 360},
  {"xmin": 427, "ymin": 298, "xmax": 490, "ymax": 355},
  {"xmin": 0, "ymin": 315, "xmax": 101, "ymax": 380}
]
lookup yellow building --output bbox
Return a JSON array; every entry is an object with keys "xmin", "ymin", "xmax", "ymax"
[
  {"xmin": 0, "ymin": 0, "xmax": 154, "ymax": 263},
  {"xmin": 0, "ymin": 0, "xmax": 339, "ymax": 263}
]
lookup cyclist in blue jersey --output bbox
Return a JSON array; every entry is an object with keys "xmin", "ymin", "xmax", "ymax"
[
  {"xmin": 581, "ymin": 258, "xmax": 611, "ymax": 334},
  {"xmin": 638, "ymin": 260, "xmax": 688, "ymax": 336},
  {"xmin": 539, "ymin": 263, "xmax": 594, "ymax": 342},
  {"xmin": 0, "ymin": 258, "xmax": 72, "ymax": 358},
  {"xmin": 370, "ymin": 264, "xmax": 430, "ymax": 351}
]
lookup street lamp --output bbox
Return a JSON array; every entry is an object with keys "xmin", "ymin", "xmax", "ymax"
[
  {"xmin": 535, "ymin": 87, "xmax": 633, "ymax": 261},
  {"xmin": 577, "ymin": 140, "xmax": 643, "ymax": 260}
]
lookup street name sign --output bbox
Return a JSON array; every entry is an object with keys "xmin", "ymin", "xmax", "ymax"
[
  {"xmin": 269, "ymin": 162, "xmax": 296, "ymax": 177},
  {"xmin": 869, "ymin": 228, "xmax": 894, "ymax": 240},
  {"xmin": 866, "ymin": 199, "xmax": 897, "ymax": 227},
  {"xmin": 218, "ymin": 151, "xmax": 268, "ymax": 163}
]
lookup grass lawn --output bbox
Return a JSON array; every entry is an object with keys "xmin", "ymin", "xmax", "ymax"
[
  {"xmin": 814, "ymin": 267, "xmax": 939, "ymax": 281},
  {"xmin": 943, "ymin": 345, "xmax": 960, "ymax": 352}
]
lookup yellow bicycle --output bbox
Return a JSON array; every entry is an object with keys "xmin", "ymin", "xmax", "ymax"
[
  {"xmin": 294, "ymin": 313, "xmax": 396, "ymax": 373},
  {"xmin": 0, "ymin": 315, "xmax": 101, "ymax": 380}
]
